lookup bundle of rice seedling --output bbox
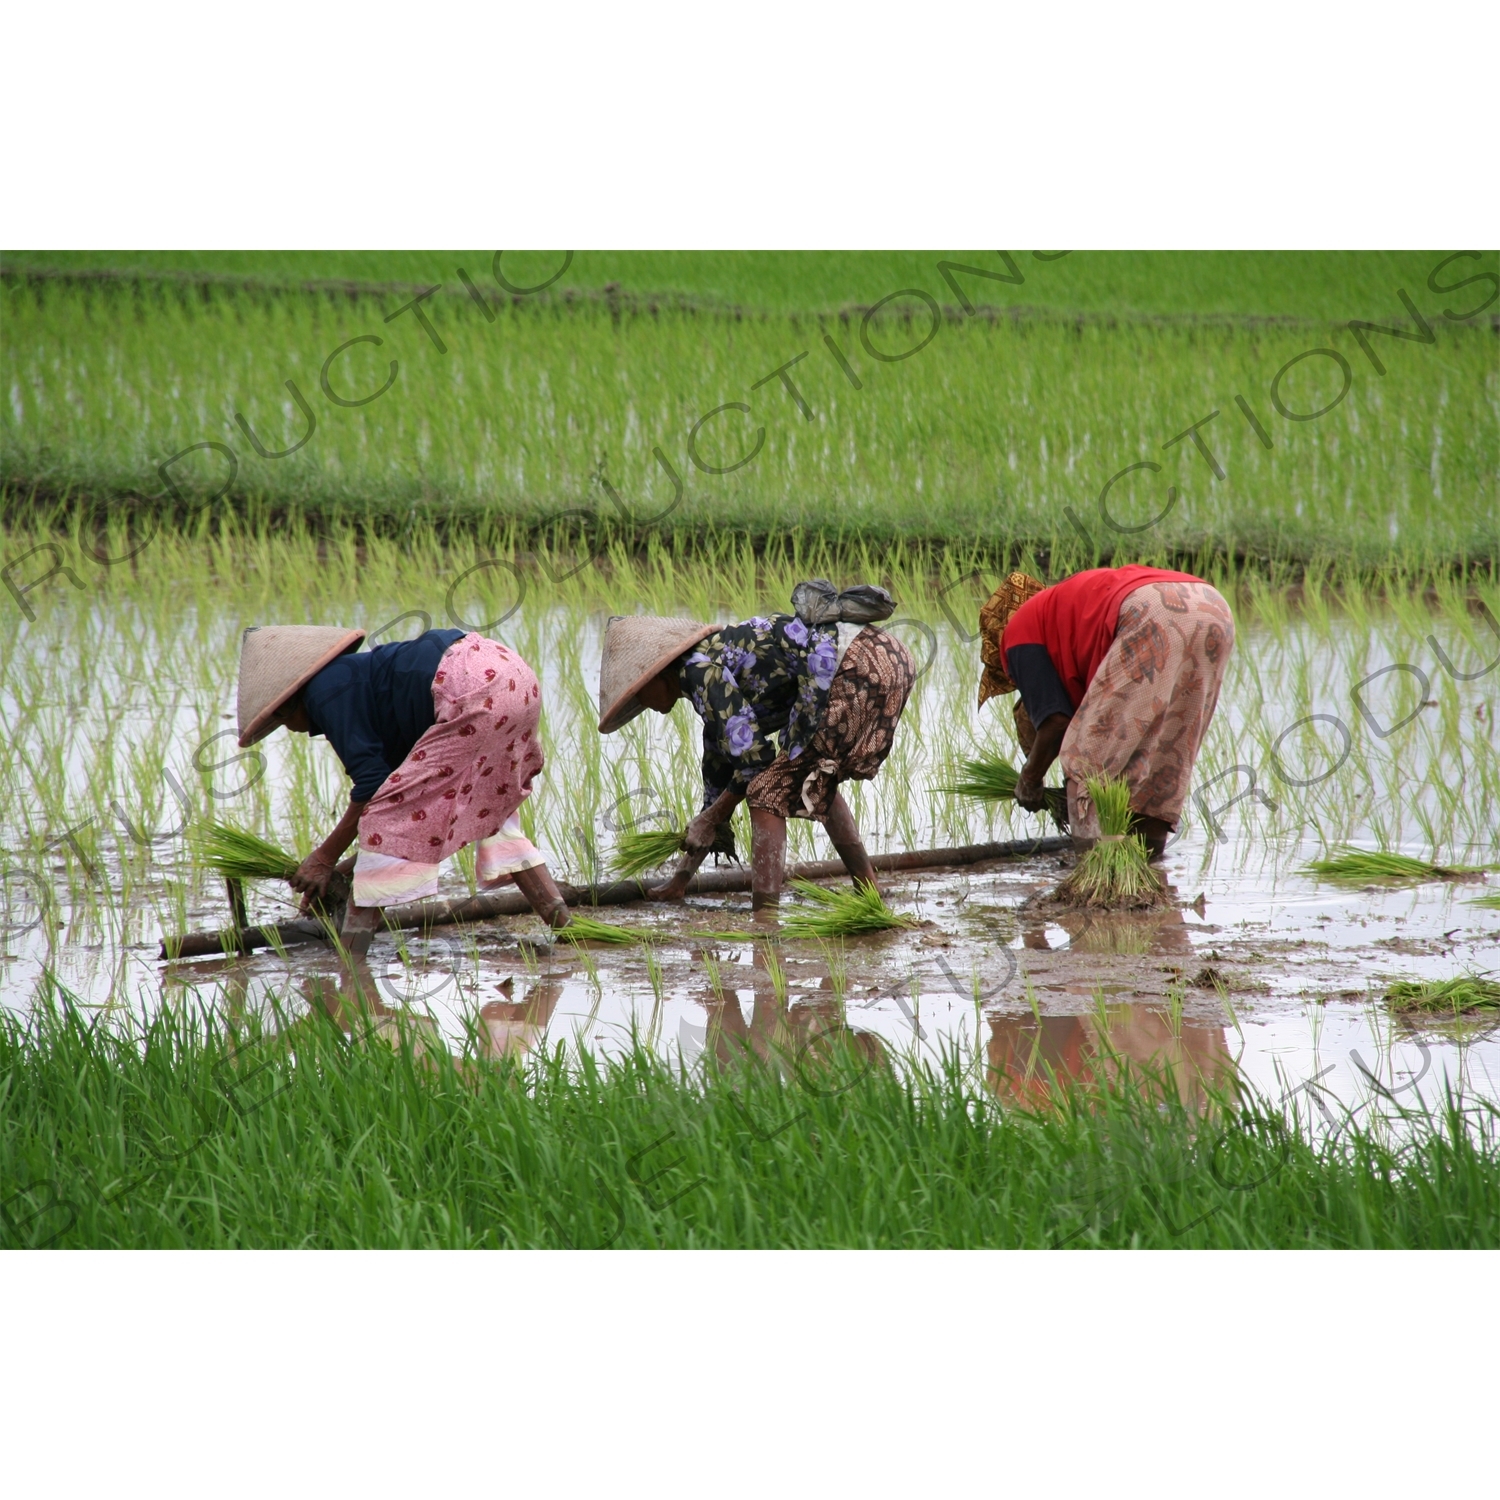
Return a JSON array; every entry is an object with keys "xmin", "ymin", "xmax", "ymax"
[
  {"xmin": 1384, "ymin": 974, "xmax": 1500, "ymax": 1014},
  {"xmin": 937, "ymin": 751, "xmax": 1068, "ymax": 829},
  {"xmin": 1053, "ymin": 776, "xmax": 1165, "ymax": 909},
  {"xmin": 190, "ymin": 821, "xmax": 300, "ymax": 881},
  {"xmin": 781, "ymin": 879, "xmax": 918, "ymax": 939},
  {"xmin": 558, "ymin": 914, "xmax": 648, "ymax": 945},
  {"xmin": 612, "ymin": 829, "xmax": 688, "ymax": 878},
  {"xmin": 1303, "ymin": 848, "xmax": 1490, "ymax": 883}
]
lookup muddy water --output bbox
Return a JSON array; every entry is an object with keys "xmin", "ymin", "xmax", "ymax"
[{"xmin": 2, "ymin": 598, "xmax": 1497, "ymax": 1123}]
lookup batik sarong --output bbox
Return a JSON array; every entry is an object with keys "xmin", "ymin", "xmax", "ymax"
[
  {"xmin": 746, "ymin": 627, "xmax": 915, "ymax": 822},
  {"xmin": 1059, "ymin": 580, "xmax": 1234, "ymax": 838}
]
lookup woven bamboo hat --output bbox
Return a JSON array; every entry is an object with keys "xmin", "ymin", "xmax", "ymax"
[
  {"xmin": 236, "ymin": 625, "xmax": 366, "ymax": 747},
  {"xmin": 598, "ymin": 614, "xmax": 717, "ymax": 733},
  {"xmin": 977, "ymin": 572, "xmax": 1046, "ymax": 708}
]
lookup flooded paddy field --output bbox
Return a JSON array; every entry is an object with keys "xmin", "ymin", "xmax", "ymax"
[{"xmin": 3, "ymin": 537, "xmax": 1498, "ymax": 1142}]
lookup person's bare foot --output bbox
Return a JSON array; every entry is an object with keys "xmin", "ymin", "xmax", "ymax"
[
  {"xmin": 339, "ymin": 902, "xmax": 380, "ymax": 958},
  {"xmin": 1131, "ymin": 814, "xmax": 1172, "ymax": 862}
]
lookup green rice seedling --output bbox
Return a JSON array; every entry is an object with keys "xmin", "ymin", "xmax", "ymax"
[
  {"xmin": 781, "ymin": 880, "xmax": 919, "ymax": 939},
  {"xmin": 1303, "ymin": 848, "xmax": 1491, "ymax": 883},
  {"xmin": 1468, "ymin": 892, "xmax": 1500, "ymax": 910},
  {"xmin": 937, "ymin": 751, "xmax": 1069, "ymax": 829},
  {"xmin": 939, "ymin": 752, "xmax": 1020, "ymax": 800},
  {"xmin": 558, "ymin": 914, "xmax": 648, "ymax": 946},
  {"xmin": 189, "ymin": 822, "xmax": 300, "ymax": 881},
  {"xmin": 644, "ymin": 946, "xmax": 666, "ymax": 1005},
  {"xmin": 700, "ymin": 953, "xmax": 726, "ymax": 1003},
  {"xmin": 1053, "ymin": 778, "xmax": 1165, "ymax": 909},
  {"xmin": 761, "ymin": 943, "xmax": 789, "ymax": 1006},
  {"xmin": 1384, "ymin": 974, "xmax": 1500, "ymax": 1015},
  {"xmin": 612, "ymin": 829, "xmax": 688, "ymax": 878}
]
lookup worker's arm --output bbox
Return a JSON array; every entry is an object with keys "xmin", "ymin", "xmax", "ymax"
[
  {"xmin": 290, "ymin": 799, "xmax": 367, "ymax": 899},
  {"xmin": 1015, "ymin": 715, "xmax": 1069, "ymax": 809},
  {"xmin": 650, "ymin": 784, "xmax": 744, "ymax": 900}
]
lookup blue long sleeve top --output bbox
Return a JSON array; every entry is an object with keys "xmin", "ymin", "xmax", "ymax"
[{"xmin": 302, "ymin": 628, "xmax": 464, "ymax": 802}]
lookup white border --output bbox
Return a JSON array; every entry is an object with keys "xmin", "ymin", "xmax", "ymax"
[
  {"xmin": 2, "ymin": 3, "xmax": 1496, "ymax": 247},
  {"xmin": 3, "ymin": 1251, "xmax": 1495, "ymax": 1497}
]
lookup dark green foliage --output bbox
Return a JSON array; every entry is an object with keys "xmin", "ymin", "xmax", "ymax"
[{"xmin": 3, "ymin": 986, "xmax": 1497, "ymax": 1249}]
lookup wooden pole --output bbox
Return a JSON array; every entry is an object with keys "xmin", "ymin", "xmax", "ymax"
[{"xmin": 161, "ymin": 834, "xmax": 1069, "ymax": 960}]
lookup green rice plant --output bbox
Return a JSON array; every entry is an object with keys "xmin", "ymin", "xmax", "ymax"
[
  {"xmin": 6, "ymin": 251, "xmax": 1493, "ymax": 562},
  {"xmin": 11, "ymin": 979, "xmax": 1500, "ymax": 1249},
  {"xmin": 189, "ymin": 821, "xmax": 300, "ymax": 881},
  {"xmin": 558, "ymin": 914, "xmax": 648, "ymax": 946},
  {"xmin": 1384, "ymin": 974, "xmax": 1500, "ymax": 1015},
  {"xmin": 1469, "ymin": 892, "xmax": 1500, "ymax": 910},
  {"xmin": 938, "ymin": 751, "xmax": 1068, "ymax": 828},
  {"xmin": 781, "ymin": 880, "xmax": 918, "ymax": 939},
  {"xmin": 1054, "ymin": 777, "xmax": 1165, "ymax": 909},
  {"xmin": 612, "ymin": 829, "xmax": 688, "ymax": 878},
  {"xmin": 1303, "ymin": 848, "xmax": 1491, "ymax": 883}
]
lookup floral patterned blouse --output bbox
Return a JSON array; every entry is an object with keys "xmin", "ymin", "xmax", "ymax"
[{"xmin": 676, "ymin": 614, "xmax": 841, "ymax": 807}]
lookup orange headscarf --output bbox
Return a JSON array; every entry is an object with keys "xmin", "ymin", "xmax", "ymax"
[{"xmin": 977, "ymin": 571, "xmax": 1046, "ymax": 708}]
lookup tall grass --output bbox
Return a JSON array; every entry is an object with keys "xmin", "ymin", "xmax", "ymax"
[
  {"xmin": 4, "ymin": 986, "xmax": 1499, "ymax": 1249},
  {"xmin": 8, "ymin": 984, "xmax": 1500, "ymax": 1254}
]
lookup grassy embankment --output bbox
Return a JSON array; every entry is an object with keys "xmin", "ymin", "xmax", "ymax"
[
  {"xmin": 4, "ymin": 984, "xmax": 1496, "ymax": 1250},
  {"xmin": 3, "ymin": 250, "xmax": 1495, "ymax": 566}
]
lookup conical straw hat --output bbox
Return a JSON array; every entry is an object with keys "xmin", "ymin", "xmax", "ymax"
[
  {"xmin": 598, "ymin": 614, "xmax": 717, "ymax": 732},
  {"xmin": 237, "ymin": 625, "xmax": 367, "ymax": 747}
]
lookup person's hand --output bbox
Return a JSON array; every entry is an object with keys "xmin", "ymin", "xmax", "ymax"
[
  {"xmin": 682, "ymin": 807, "xmax": 720, "ymax": 856},
  {"xmin": 289, "ymin": 851, "xmax": 336, "ymax": 901},
  {"xmin": 648, "ymin": 873, "xmax": 692, "ymax": 902},
  {"xmin": 1014, "ymin": 774, "xmax": 1048, "ymax": 812}
]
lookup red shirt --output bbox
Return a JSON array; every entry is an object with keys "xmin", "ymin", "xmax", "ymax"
[{"xmin": 1001, "ymin": 565, "xmax": 1202, "ymax": 708}]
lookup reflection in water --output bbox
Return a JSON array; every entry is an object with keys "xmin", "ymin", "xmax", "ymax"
[
  {"xmin": 1020, "ymin": 904, "xmax": 1198, "ymax": 958},
  {"xmin": 695, "ymin": 942, "xmax": 887, "ymax": 1079},
  {"xmin": 987, "ymin": 1003, "xmax": 1234, "ymax": 1111},
  {"xmin": 478, "ymin": 976, "xmax": 564, "ymax": 1060},
  {"xmin": 300, "ymin": 961, "xmax": 446, "ymax": 1055}
]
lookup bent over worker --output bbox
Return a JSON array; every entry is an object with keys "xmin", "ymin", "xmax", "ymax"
[
  {"xmin": 976, "ymin": 565, "xmax": 1235, "ymax": 859},
  {"xmin": 596, "ymin": 581, "xmax": 915, "ymax": 910},
  {"xmin": 235, "ymin": 624, "xmax": 571, "ymax": 953}
]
